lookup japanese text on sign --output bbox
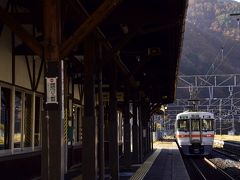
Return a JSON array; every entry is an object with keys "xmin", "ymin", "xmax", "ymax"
[{"xmin": 46, "ymin": 77, "xmax": 58, "ymax": 104}]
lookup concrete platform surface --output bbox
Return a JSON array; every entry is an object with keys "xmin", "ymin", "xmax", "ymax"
[{"xmin": 130, "ymin": 141, "xmax": 190, "ymax": 180}]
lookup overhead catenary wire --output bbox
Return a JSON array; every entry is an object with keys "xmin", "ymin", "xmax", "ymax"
[
  {"xmin": 197, "ymin": 16, "xmax": 240, "ymax": 91},
  {"xmin": 207, "ymin": 17, "xmax": 240, "ymax": 76},
  {"xmin": 178, "ymin": 9, "xmax": 240, "ymax": 101}
]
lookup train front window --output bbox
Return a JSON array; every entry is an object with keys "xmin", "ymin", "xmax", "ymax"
[
  {"xmin": 177, "ymin": 119, "xmax": 189, "ymax": 131},
  {"xmin": 202, "ymin": 119, "xmax": 214, "ymax": 131},
  {"xmin": 191, "ymin": 119, "xmax": 200, "ymax": 131}
]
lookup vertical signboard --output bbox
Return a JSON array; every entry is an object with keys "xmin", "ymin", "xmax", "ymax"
[{"xmin": 46, "ymin": 77, "xmax": 58, "ymax": 104}]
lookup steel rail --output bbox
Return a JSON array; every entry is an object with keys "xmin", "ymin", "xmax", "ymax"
[{"xmin": 204, "ymin": 157, "xmax": 236, "ymax": 180}]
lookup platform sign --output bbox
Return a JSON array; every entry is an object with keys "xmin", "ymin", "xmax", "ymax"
[
  {"xmin": 102, "ymin": 92, "xmax": 124, "ymax": 102},
  {"xmin": 46, "ymin": 77, "xmax": 58, "ymax": 104}
]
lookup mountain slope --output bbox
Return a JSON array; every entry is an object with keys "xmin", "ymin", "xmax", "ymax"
[{"xmin": 180, "ymin": 0, "xmax": 240, "ymax": 75}]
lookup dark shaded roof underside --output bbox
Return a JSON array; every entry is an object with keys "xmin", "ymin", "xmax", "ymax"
[{"xmin": 0, "ymin": 0, "xmax": 188, "ymax": 103}]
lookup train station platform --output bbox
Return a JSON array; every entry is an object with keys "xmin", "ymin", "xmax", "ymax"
[
  {"xmin": 66, "ymin": 140, "xmax": 190, "ymax": 180},
  {"xmin": 127, "ymin": 140, "xmax": 190, "ymax": 180}
]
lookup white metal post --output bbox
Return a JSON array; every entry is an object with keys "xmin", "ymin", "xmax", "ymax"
[
  {"xmin": 10, "ymin": 86, "xmax": 15, "ymax": 153},
  {"xmin": 32, "ymin": 92, "xmax": 36, "ymax": 151}
]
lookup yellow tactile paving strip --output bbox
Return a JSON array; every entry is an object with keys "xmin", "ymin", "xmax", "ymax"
[
  {"xmin": 70, "ymin": 141, "xmax": 175, "ymax": 180},
  {"xmin": 129, "ymin": 149, "xmax": 161, "ymax": 180},
  {"xmin": 130, "ymin": 141, "xmax": 174, "ymax": 180}
]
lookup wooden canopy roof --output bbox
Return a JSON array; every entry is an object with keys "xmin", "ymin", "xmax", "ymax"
[{"xmin": 0, "ymin": 0, "xmax": 188, "ymax": 104}]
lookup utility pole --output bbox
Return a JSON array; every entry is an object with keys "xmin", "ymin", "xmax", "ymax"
[
  {"xmin": 229, "ymin": 86, "xmax": 235, "ymax": 135},
  {"xmin": 219, "ymin": 99, "xmax": 222, "ymax": 136},
  {"xmin": 230, "ymin": 12, "xmax": 239, "ymax": 133},
  {"xmin": 230, "ymin": 13, "xmax": 240, "ymax": 40}
]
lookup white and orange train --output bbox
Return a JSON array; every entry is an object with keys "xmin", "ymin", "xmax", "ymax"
[{"xmin": 175, "ymin": 111, "xmax": 215, "ymax": 155}]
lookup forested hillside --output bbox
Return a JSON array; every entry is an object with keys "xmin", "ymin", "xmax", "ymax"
[{"xmin": 180, "ymin": 0, "xmax": 240, "ymax": 75}]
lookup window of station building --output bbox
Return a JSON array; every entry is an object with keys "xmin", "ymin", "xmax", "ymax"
[
  {"xmin": 177, "ymin": 119, "xmax": 189, "ymax": 131},
  {"xmin": 34, "ymin": 96, "xmax": 41, "ymax": 147},
  {"xmin": 14, "ymin": 91, "xmax": 23, "ymax": 148},
  {"xmin": 14, "ymin": 92, "xmax": 42, "ymax": 149},
  {"xmin": 0, "ymin": 87, "xmax": 11, "ymax": 150},
  {"xmin": 77, "ymin": 106, "xmax": 83, "ymax": 143},
  {"xmin": 117, "ymin": 110, "xmax": 123, "ymax": 144},
  {"xmin": 72, "ymin": 105, "xmax": 83, "ymax": 144},
  {"xmin": 24, "ymin": 93, "xmax": 32, "ymax": 147},
  {"xmin": 0, "ymin": 86, "xmax": 43, "ymax": 153},
  {"xmin": 191, "ymin": 119, "xmax": 200, "ymax": 131},
  {"xmin": 202, "ymin": 119, "xmax": 214, "ymax": 131}
]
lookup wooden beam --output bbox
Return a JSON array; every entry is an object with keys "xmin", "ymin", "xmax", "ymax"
[
  {"xmin": 115, "ymin": 54, "xmax": 139, "ymax": 88},
  {"xmin": 0, "ymin": 6, "xmax": 42, "ymax": 56},
  {"xmin": 67, "ymin": 0, "xmax": 139, "ymax": 89},
  {"xmin": 43, "ymin": 0, "xmax": 61, "ymax": 60},
  {"xmin": 150, "ymin": 103, "xmax": 162, "ymax": 115},
  {"xmin": 60, "ymin": 0, "xmax": 122, "ymax": 58},
  {"xmin": 67, "ymin": 0, "xmax": 112, "ymax": 50}
]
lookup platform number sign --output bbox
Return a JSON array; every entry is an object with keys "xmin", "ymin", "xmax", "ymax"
[{"xmin": 46, "ymin": 77, "xmax": 58, "ymax": 104}]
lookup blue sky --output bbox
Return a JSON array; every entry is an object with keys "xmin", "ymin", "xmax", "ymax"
[{"xmin": 232, "ymin": 0, "xmax": 240, "ymax": 2}]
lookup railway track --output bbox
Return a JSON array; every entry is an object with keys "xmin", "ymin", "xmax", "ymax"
[
  {"xmin": 214, "ymin": 140, "xmax": 240, "ymax": 160},
  {"xmin": 209, "ymin": 148, "xmax": 240, "ymax": 179},
  {"xmin": 183, "ymin": 157, "xmax": 236, "ymax": 180},
  {"xmin": 224, "ymin": 141, "xmax": 240, "ymax": 145},
  {"xmin": 213, "ymin": 148, "xmax": 240, "ymax": 161}
]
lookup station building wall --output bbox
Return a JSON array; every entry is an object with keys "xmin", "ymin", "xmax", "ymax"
[
  {"xmin": 0, "ymin": 26, "xmax": 84, "ymax": 158},
  {"xmin": 0, "ymin": 27, "xmax": 45, "ymax": 156}
]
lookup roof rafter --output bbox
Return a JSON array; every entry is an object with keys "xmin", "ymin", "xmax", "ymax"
[
  {"xmin": 0, "ymin": 6, "xmax": 42, "ymax": 56},
  {"xmin": 60, "ymin": 0, "xmax": 122, "ymax": 58},
  {"xmin": 65, "ymin": 0, "xmax": 139, "ymax": 89}
]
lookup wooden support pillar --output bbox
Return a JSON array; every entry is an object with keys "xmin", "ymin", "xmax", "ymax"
[
  {"xmin": 123, "ymin": 91, "xmax": 131, "ymax": 169},
  {"xmin": 141, "ymin": 104, "xmax": 146, "ymax": 156},
  {"xmin": 41, "ymin": 111, "xmax": 49, "ymax": 180},
  {"xmin": 42, "ymin": 0, "xmax": 64, "ymax": 179},
  {"xmin": 43, "ymin": 61, "xmax": 65, "ymax": 180},
  {"xmin": 82, "ymin": 36, "xmax": 97, "ymax": 180},
  {"xmin": 109, "ymin": 62, "xmax": 119, "ymax": 180},
  {"xmin": 145, "ymin": 103, "xmax": 151, "ymax": 154},
  {"xmin": 147, "ymin": 122, "xmax": 151, "ymax": 153},
  {"xmin": 148, "ymin": 121, "xmax": 152, "ymax": 153},
  {"xmin": 98, "ymin": 65, "xmax": 105, "ymax": 180},
  {"xmin": 148, "ymin": 106, "xmax": 152, "ymax": 153},
  {"xmin": 140, "ymin": 99, "xmax": 150, "ymax": 155},
  {"xmin": 151, "ymin": 118, "xmax": 154, "ymax": 152},
  {"xmin": 132, "ymin": 100, "xmax": 139, "ymax": 163},
  {"xmin": 64, "ymin": 62, "xmax": 69, "ymax": 172},
  {"xmin": 138, "ymin": 100, "xmax": 143, "ymax": 163}
]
